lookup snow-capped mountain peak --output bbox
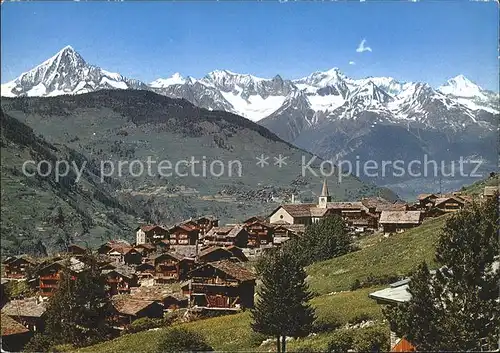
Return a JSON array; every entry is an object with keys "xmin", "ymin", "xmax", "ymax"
[
  {"xmin": 1, "ymin": 45, "xmax": 497, "ymax": 127},
  {"xmin": 294, "ymin": 67, "xmax": 345, "ymax": 88},
  {"xmin": 438, "ymin": 74, "xmax": 485, "ymax": 99},
  {"xmin": 149, "ymin": 73, "xmax": 187, "ymax": 88},
  {"xmin": 1, "ymin": 46, "xmax": 146, "ymax": 98}
]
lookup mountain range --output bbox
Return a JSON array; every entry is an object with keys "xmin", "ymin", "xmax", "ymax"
[
  {"xmin": 2, "ymin": 46, "xmax": 498, "ymax": 197},
  {"xmin": 2, "ymin": 88, "xmax": 394, "ymax": 254}
]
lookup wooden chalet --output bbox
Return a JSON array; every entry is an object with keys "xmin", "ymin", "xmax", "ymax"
[
  {"xmin": 182, "ymin": 260, "xmax": 256, "ymax": 310},
  {"xmin": 272, "ymin": 224, "xmax": 305, "ymax": 246},
  {"xmin": 150, "ymin": 252, "xmax": 194, "ymax": 283},
  {"xmin": 97, "ymin": 240, "xmax": 131, "ymax": 255},
  {"xmin": 135, "ymin": 262, "xmax": 155, "ymax": 276},
  {"xmin": 425, "ymin": 207, "xmax": 447, "ymax": 218},
  {"xmin": 244, "ymin": 219, "xmax": 274, "ymax": 248},
  {"xmin": 156, "ymin": 239, "xmax": 171, "ymax": 252},
  {"xmin": 134, "ymin": 243, "xmax": 157, "ymax": 257},
  {"xmin": 433, "ymin": 196, "xmax": 465, "ymax": 212},
  {"xmin": 102, "ymin": 264, "xmax": 138, "ymax": 296},
  {"xmin": 379, "ymin": 211, "xmax": 423, "ymax": 234},
  {"xmin": 107, "ymin": 245, "xmax": 142, "ymax": 265},
  {"xmin": 243, "ymin": 216, "xmax": 267, "ymax": 225},
  {"xmin": 347, "ymin": 212, "xmax": 378, "ymax": 233},
  {"xmin": 361, "ymin": 197, "xmax": 407, "ymax": 217},
  {"xmin": 483, "ymin": 186, "xmax": 498, "ymax": 199},
  {"xmin": 2, "ymin": 255, "xmax": 37, "ymax": 279},
  {"xmin": 225, "ymin": 245, "xmax": 248, "ymax": 262},
  {"xmin": 38, "ymin": 257, "xmax": 86, "ymax": 297},
  {"xmin": 169, "ymin": 224, "xmax": 199, "ymax": 246},
  {"xmin": 197, "ymin": 246, "xmax": 234, "ymax": 263},
  {"xmin": 369, "ymin": 280, "xmax": 416, "ymax": 352},
  {"xmin": 67, "ymin": 244, "xmax": 87, "ymax": 256},
  {"xmin": 194, "ymin": 216, "xmax": 219, "ymax": 236},
  {"xmin": 111, "ymin": 296, "xmax": 163, "ymax": 328},
  {"xmin": 203, "ymin": 225, "xmax": 249, "ymax": 248},
  {"xmin": 135, "ymin": 225, "xmax": 168, "ymax": 245},
  {"xmin": 1, "ymin": 297, "xmax": 47, "ymax": 332},
  {"xmin": 130, "ymin": 286, "xmax": 188, "ymax": 310},
  {"xmin": 416, "ymin": 193, "xmax": 439, "ymax": 210},
  {"xmin": 1, "ymin": 313, "xmax": 32, "ymax": 352}
]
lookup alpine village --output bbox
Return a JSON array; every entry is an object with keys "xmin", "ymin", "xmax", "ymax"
[{"xmin": 1, "ymin": 175, "xmax": 498, "ymax": 352}]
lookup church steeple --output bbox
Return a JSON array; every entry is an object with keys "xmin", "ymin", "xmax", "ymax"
[
  {"xmin": 321, "ymin": 179, "xmax": 329, "ymax": 197},
  {"xmin": 318, "ymin": 179, "xmax": 332, "ymax": 208}
]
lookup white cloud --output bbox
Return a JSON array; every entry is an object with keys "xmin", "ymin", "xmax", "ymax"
[
  {"xmin": 356, "ymin": 39, "xmax": 372, "ymax": 53},
  {"xmin": 349, "ymin": 61, "xmax": 356, "ymax": 65}
]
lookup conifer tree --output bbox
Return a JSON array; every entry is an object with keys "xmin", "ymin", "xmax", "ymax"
[
  {"xmin": 39, "ymin": 254, "xmax": 112, "ymax": 347},
  {"xmin": 251, "ymin": 248, "xmax": 316, "ymax": 353},
  {"xmin": 385, "ymin": 195, "xmax": 499, "ymax": 351}
]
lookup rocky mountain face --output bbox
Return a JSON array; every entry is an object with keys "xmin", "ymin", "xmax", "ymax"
[
  {"xmin": 1, "ymin": 108, "xmax": 139, "ymax": 255},
  {"xmin": 2, "ymin": 46, "xmax": 498, "ymax": 197}
]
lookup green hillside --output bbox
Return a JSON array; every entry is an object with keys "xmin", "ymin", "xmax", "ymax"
[
  {"xmin": 306, "ymin": 215, "xmax": 446, "ymax": 295},
  {"xmin": 76, "ymin": 213, "xmax": 447, "ymax": 352},
  {"xmin": 461, "ymin": 173, "xmax": 498, "ymax": 196}
]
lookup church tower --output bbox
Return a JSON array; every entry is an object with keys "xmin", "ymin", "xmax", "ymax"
[{"xmin": 318, "ymin": 179, "xmax": 332, "ymax": 208}]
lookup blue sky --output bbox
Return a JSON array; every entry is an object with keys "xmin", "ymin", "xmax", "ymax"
[{"xmin": 1, "ymin": 1, "xmax": 498, "ymax": 90}]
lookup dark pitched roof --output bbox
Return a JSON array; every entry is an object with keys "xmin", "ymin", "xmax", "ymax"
[
  {"xmin": 280, "ymin": 204, "xmax": 315, "ymax": 217},
  {"xmin": 196, "ymin": 215, "xmax": 217, "ymax": 222},
  {"xmin": 1, "ymin": 314, "xmax": 30, "ymax": 336},
  {"xmin": 68, "ymin": 244, "xmax": 87, "ymax": 251},
  {"xmin": 434, "ymin": 196, "xmax": 465, "ymax": 207},
  {"xmin": 169, "ymin": 223, "xmax": 197, "ymax": 232},
  {"xmin": 135, "ymin": 243, "xmax": 156, "ymax": 250},
  {"xmin": 206, "ymin": 226, "xmax": 234, "ymax": 235},
  {"xmin": 198, "ymin": 246, "xmax": 232, "ymax": 259},
  {"xmin": 272, "ymin": 224, "xmax": 306, "ymax": 234},
  {"xmin": 361, "ymin": 197, "xmax": 394, "ymax": 209},
  {"xmin": 243, "ymin": 216, "xmax": 270, "ymax": 226},
  {"xmin": 138, "ymin": 225, "xmax": 166, "ymax": 232},
  {"xmin": 379, "ymin": 211, "xmax": 422, "ymax": 224},
  {"xmin": 375, "ymin": 202, "xmax": 408, "ymax": 212},
  {"xmin": 108, "ymin": 245, "xmax": 139, "ymax": 255},
  {"xmin": 417, "ymin": 193, "xmax": 437, "ymax": 201},
  {"xmin": 205, "ymin": 225, "xmax": 246, "ymax": 238},
  {"xmin": 150, "ymin": 251, "xmax": 185, "ymax": 262},
  {"xmin": 326, "ymin": 201, "xmax": 368, "ymax": 211},
  {"xmin": 2, "ymin": 298, "xmax": 47, "ymax": 318},
  {"xmin": 4, "ymin": 255, "xmax": 38, "ymax": 265},
  {"xmin": 112, "ymin": 296, "xmax": 158, "ymax": 316},
  {"xmin": 129, "ymin": 286, "xmax": 185, "ymax": 302},
  {"xmin": 169, "ymin": 245, "xmax": 197, "ymax": 258},
  {"xmin": 40, "ymin": 257, "xmax": 86, "ymax": 274},
  {"xmin": 208, "ymin": 260, "xmax": 256, "ymax": 282},
  {"xmin": 102, "ymin": 263, "xmax": 136, "ymax": 279}
]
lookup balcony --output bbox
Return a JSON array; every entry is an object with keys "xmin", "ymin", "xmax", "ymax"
[
  {"xmin": 40, "ymin": 283, "xmax": 59, "ymax": 289},
  {"xmin": 40, "ymin": 275, "xmax": 60, "ymax": 281},
  {"xmin": 156, "ymin": 273, "xmax": 178, "ymax": 279},
  {"xmin": 191, "ymin": 278, "xmax": 239, "ymax": 287},
  {"xmin": 158, "ymin": 261, "xmax": 177, "ymax": 267}
]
